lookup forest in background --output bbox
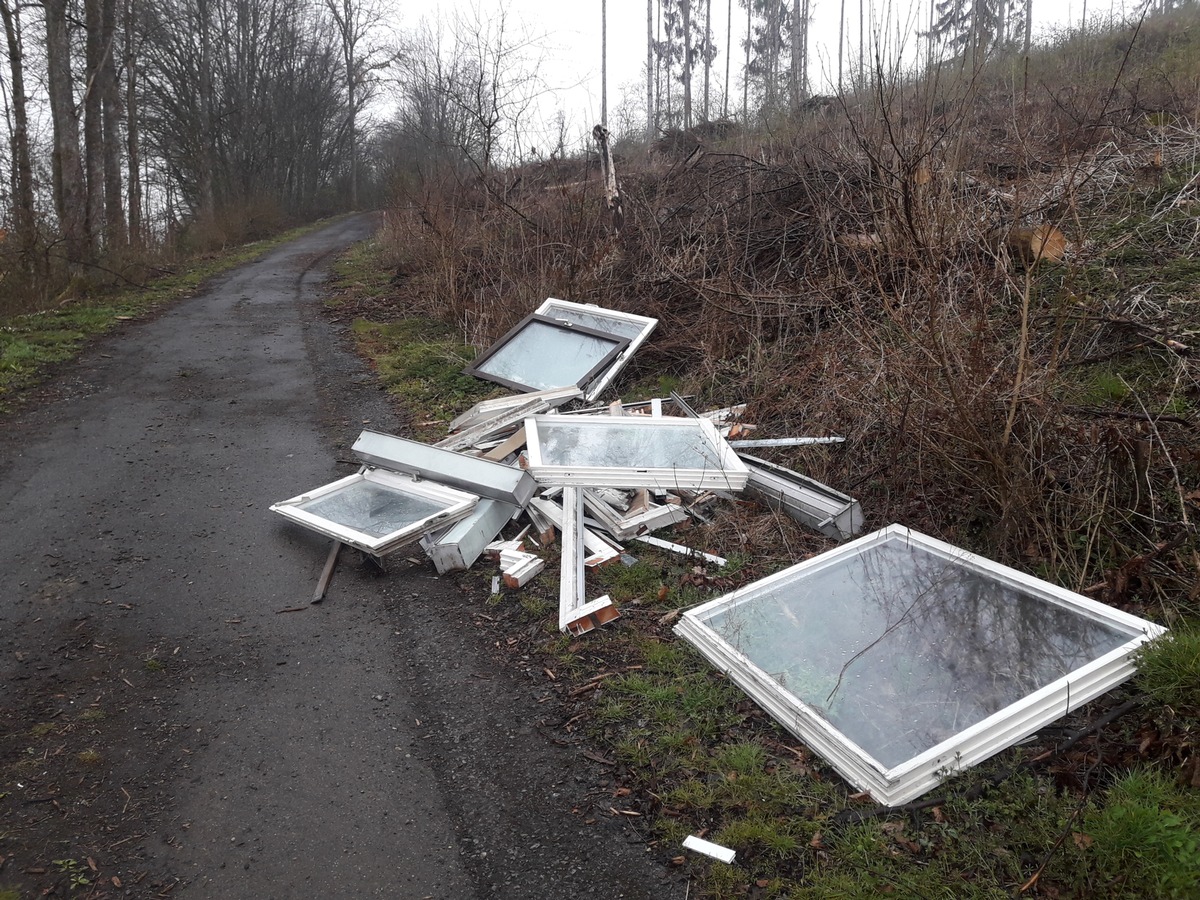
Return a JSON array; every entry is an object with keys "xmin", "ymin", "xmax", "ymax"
[{"xmin": 6, "ymin": 1, "xmax": 1189, "ymax": 313}]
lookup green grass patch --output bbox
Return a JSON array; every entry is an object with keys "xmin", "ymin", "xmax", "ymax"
[
  {"xmin": 1085, "ymin": 768, "xmax": 1200, "ymax": 898},
  {"xmin": 349, "ymin": 317, "xmax": 495, "ymax": 434},
  {"xmin": 1135, "ymin": 627, "xmax": 1200, "ymax": 712}
]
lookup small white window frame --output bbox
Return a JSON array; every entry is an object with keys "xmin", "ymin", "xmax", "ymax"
[
  {"xmin": 271, "ymin": 468, "xmax": 479, "ymax": 556},
  {"xmin": 675, "ymin": 524, "xmax": 1166, "ymax": 806},
  {"xmin": 535, "ymin": 298, "xmax": 658, "ymax": 401},
  {"xmin": 524, "ymin": 414, "xmax": 750, "ymax": 491}
]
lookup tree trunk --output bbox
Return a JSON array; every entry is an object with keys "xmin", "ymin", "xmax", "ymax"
[
  {"xmin": 723, "ymin": 0, "xmax": 730, "ymax": 118},
  {"xmin": 45, "ymin": 0, "xmax": 90, "ymax": 269},
  {"xmin": 0, "ymin": 0, "xmax": 39, "ymax": 273},
  {"xmin": 602, "ymin": 0, "xmax": 607, "ymax": 128},
  {"xmin": 838, "ymin": 0, "xmax": 846, "ymax": 92},
  {"xmin": 702, "ymin": 0, "xmax": 710, "ymax": 122},
  {"xmin": 790, "ymin": 0, "xmax": 800, "ymax": 107},
  {"xmin": 197, "ymin": 0, "xmax": 216, "ymax": 227},
  {"xmin": 85, "ymin": 0, "xmax": 106, "ymax": 250},
  {"xmin": 101, "ymin": 0, "xmax": 126, "ymax": 249},
  {"xmin": 646, "ymin": 0, "xmax": 654, "ymax": 140},
  {"xmin": 125, "ymin": 0, "xmax": 142, "ymax": 248},
  {"xmin": 743, "ymin": 0, "xmax": 749, "ymax": 119},
  {"xmin": 681, "ymin": 0, "xmax": 692, "ymax": 130}
]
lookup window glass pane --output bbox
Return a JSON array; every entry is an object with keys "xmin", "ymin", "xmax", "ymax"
[
  {"xmin": 476, "ymin": 320, "xmax": 622, "ymax": 391},
  {"xmin": 537, "ymin": 420, "xmax": 726, "ymax": 470},
  {"xmin": 544, "ymin": 307, "xmax": 645, "ymax": 340},
  {"xmin": 296, "ymin": 481, "xmax": 447, "ymax": 539},
  {"xmin": 701, "ymin": 539, "xmax": 1134, "ymax": 769}
]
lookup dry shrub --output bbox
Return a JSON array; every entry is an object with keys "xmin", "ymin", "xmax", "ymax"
[{"xmin": 379, "ymin": 17, "xmax": 1199, "ymax": 610}]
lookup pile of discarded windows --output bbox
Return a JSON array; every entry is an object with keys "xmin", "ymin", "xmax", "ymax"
[{"xmin": 272, "ymin": 297, "xmax": 1165, "ymax": 808}]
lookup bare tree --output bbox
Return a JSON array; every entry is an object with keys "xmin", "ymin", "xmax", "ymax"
[
  {"xmin": 44, "ymin": 0, "xmax": 90, "ymax": 266},
  {"xmin": 124, "ymin": 0, "xmax": 143, "ymax": 246},
  {"xmin": 0, "ymin": 0, "xmax": 38, "ymax": 272},
  {"xmin": 646, "ymin": 0, "xmax": 653, "ymax": 139},
  {"xmin": 723, "ymin": 0, "xmax": 730, "ymax": 118},
  {"xmin": 323, "ymin": 0, "xmax": 393, "ymax": 209},
  {"xmin": 601, "ymin": 0, "xmax": 607, "ymax": 128},
  {"xmin": 97, "ymin": 0, "xmax": 126, "ymax": 248},
  {"xmin": 85, "ymin": 0, "xmax": 105, "ymax": 247},
  {"xmin": 681, "ymin": 0, "xmax": 691, "ymax": 128},
  {"xmin": 702, "ymin": 0, "xmax": 710, "ymax": 121}
]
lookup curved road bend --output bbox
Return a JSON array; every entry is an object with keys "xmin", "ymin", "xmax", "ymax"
[{"xmin": 0, "ymin": 216, "xmax": 675, "ymax": 898}]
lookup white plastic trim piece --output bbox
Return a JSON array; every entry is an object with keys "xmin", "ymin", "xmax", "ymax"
[
  {"xmin": 634, "ymin": 535, "xmax": 727, "ymax": 566},
  {"xmin": 502, "ymin": 553, "xmax": 544, "ymax": 589},
  {"xmin": 448, "ymin": 386, "xmax": 583, "ymax": 432},
  {"xmin": 683, "ymin": 835, "xmax": 735, "ymax": 864}
]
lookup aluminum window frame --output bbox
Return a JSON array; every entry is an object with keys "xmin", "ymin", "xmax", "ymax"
[
  {"xmin": 535, "ymin": 298, "xmax": 658, "ymax": 400},
  {"xmin": 675, "ymin": 524, "xmax": 1166, "ymax": 806},
  {"xmin": 524, "ymin": 414, "xmax": 750, "ymax": 491},
  {"xmin": 464, "ymin": 314, "xmax": 631, "ymax": 393},
  {"xmin": 271, "ymin": 467, "xmax": 479, "ymax": 556}
]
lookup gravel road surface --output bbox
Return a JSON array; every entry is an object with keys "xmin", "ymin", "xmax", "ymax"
[{"xmin": 0, "ymin": 216, "xmax": 679, "ymax": 898}]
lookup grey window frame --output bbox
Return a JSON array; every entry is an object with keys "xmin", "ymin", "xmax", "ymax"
[
  {"xmin": 464, "ymin": 314, "xmax": 630, "ymax": 393},
  {"xmin": 535, "ymin": 298, "xmax": 658, "ymax": 400}
]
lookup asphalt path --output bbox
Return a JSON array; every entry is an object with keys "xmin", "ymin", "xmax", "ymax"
[{"xmin": 0, "ymin": 216, "xmax": 677, "ymax": 898}]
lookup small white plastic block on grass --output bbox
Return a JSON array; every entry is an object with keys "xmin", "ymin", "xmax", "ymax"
[{"xmin": 683, "ymin": 835, "xmax": 735, "ymax": 864}]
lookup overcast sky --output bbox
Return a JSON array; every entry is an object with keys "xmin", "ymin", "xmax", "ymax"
[{"xmin": 398, "ymin": 1, "xmax": 1138, "ymax": 149}]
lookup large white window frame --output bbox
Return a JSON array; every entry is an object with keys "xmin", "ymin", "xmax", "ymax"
[
  {"xmin": 675, "ymin": 524, "xmax": 1166, "ymax": 806},
  {"xmin": 271, "ymin": 468, "xmax": 479, "ymax": 556},
  {"xmin": 535, "ymin": 298, "xmax": 658, "ymax": 401},
  {"xmin": 524, "ymin": 414, "xmax": 750, "ymax": 491}
]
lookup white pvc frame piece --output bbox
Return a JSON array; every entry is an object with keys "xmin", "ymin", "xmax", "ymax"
[
  {"xmin": 674, "ymin": 524, "xmax": 1166, "ymax": 807},
  {"xmin": 739, "ymin": 454, "xmax": 864, "ymax": 540},
  {"xmin": 353, "ymin": 430, "xmax": 536, "ymax": 507},
  {"xmin": 448, "ymin": 385, "xmax": 583, "ymax": 433},
  {"xmin": 524, "ymin": 414, "xmax": 750, "ymax": 491},
  {"xmin": 271, "ymin": 468, "xmax": 479, "ymax": 556},
  {"xmin": 420, "ymin": 498, "xmax": 519, "ymax": 574},
  {"xmin": 558, "ymin": 486, "xmax": 587, "ymax": 631},
  {"xmin": 535, "ymin": 298, "xmax": 658, "ymax": 401}
]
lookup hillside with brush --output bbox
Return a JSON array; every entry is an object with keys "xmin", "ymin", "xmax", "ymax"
[{"xmin": 333, "ymin": 9, "xmax": 1200, "ymax": 898}]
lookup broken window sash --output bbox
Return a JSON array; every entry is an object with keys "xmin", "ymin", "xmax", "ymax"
[
  {"xmin": 558, "ymin": 486, "xmax": 619, "ymax": 635},
  {"xmin": 739, "ymin": 454, "xmax": 863, "ymax": 540},
  {"xmin": 464, "ymin": 314, "xmax": 631, "ymax": 393},
  {"xmin": 353, "ymin": 429, "xmax": 536, "ymax": 507},
  {"xmin": 271, "ymin": 468, "xmax": 479, "ymax": 556},
  {"xmin": 674, "ymin": 525, "xmax": 1165, "ymax": 807},
  {"xmin": 447, "ymin": 386, "xmax": 583, "ymax": 434},
  {"xmin": 535, "ymin": 298, "xmax": 658, "ymax": 401},
  {"xmin": 524, "ymin": 414, "xmax": 750, "ymax": 491},
  {"xmin": 434, "ymin": 396, "xmax": 548, "ymax": 454},
  {"xmin": 528, "ymin": 495, "xmax": 622, "ymax": 566},
  {"xmin": 632, "ymin": 535, "xmax": 727, "ymax": 567},
  {"xmin": 582, "ymin": 490, "xmax": 689, "ymax": 540}
]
